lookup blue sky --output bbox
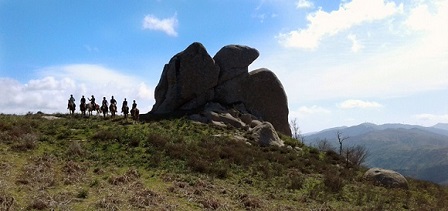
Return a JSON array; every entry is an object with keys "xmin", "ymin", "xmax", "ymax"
[{"xmin": 1, "ymin": 0, "xmax": 447, "ymax": 133}]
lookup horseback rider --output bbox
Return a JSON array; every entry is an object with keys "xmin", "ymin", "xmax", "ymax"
[
  {"xmin": 131, "ymin": 100, "xmax": 138, "ymax": 119},
  {"xmin": 88, "ymin": 95, "xmax": 96, "ymax": 106},
  {"xmin": 68, "ymin": 94, "xmax": 75, "ymax": 109},
  {"xmin": 80, "ymin": 95, "xmax": 86, "ymax": 111},
  {"xmin": 102, "ymin": 97, "xmax": 108, "ymax": 108},
  {"xmin": 80, "ymin": 95, "xmax": 86, "ymax": 105},
  {"xmin": 122, "ymin": 98, "xmax": 128, "ymax": 113},
  {"xmin": 131, "ymin": 100, "xmax": 137, "ymax": 111},
  {"xmin": 109, "ymin": 96, "xmax": 117, "ymax": 112},
  {"xmin": 110, "ymin": 96, "xmax": 117, "ymax": 106},
  {"xmin": 69, "ymin": 94, "xmax": 75, "ymax": 104}
]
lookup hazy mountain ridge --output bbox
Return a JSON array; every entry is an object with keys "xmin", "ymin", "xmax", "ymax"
[
  {"xmin": 433, "ymin": 123, "xmax": 448, "ymax": 131},
  {"xmin": 304, "ymin": 122, "xmax": 448, "ymax": 184}
]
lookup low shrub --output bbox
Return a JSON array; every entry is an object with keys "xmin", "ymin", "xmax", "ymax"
[
  {"xmin": 324, "ymin": 170, "xmax": 344, "ymax": 193},
  {"xmin": 11, "ymin": 133, "xmax": 38, "ymax": 152}
]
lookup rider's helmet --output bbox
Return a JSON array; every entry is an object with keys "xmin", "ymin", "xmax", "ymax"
[{"xmin": 112, "ymin": 96, "xmax": 114, "ymax": 99}]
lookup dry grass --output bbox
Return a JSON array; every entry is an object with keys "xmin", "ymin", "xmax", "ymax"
[
  {"xmin": 96, "ymin": 194, "xmax": 122, "ymax": 211},
  {"xmin": 129, "ymin": 189, "xmax": 162, "ymax": 208},
  {"xmin": 108, "ymin": 168, "xmax": 140, "ymax": 185},
  {"xmin": 0, "ymin": 190, "xmax": 15, "ymax": 211},
  {"xmin": 62, "ymin": 160, "xmax": 87, "ymax": 184},
  {"xmin": 16, "ymin": 154, "xmax": 58, "ymax": 189},
  {"xmin": 27, "ymin": 191, "xmax": 74, "ymax": 210}
]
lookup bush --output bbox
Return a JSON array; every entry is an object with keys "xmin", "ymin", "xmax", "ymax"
[
  {"xmin": 323, "ymin": 170, "xmax": 344, "ymax": 193},
  {"xmin": 11, "ymin": 133, "xmax": 38, "ymax": 152},
  {"xmin": 92, "ymin": 129, "xmax": 119, "ymax": 141},
  {"xmin": 67, "ymin": 140, "xmax": 84, "ymax": 157}
]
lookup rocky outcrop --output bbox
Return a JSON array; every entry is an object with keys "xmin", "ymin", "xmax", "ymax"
[
  {"xmin": 149, "ymin": 42, "xmax": 291, "ymax": 137},
  {"xmin": 151, "ymin": 42, "xmax": 220, "ymax": 113},
  {"xmin": 188, "ymin": 102, "xmax": 285, "ymax": 147},
  {"xmin": 364, "ymin": 168, "xmax": 409, "ymax": 189}
]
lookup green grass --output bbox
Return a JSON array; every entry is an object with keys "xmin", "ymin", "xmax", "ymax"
[{"xmin": 0, "ymin": 113, "xmax": 447, "ymax": 210}]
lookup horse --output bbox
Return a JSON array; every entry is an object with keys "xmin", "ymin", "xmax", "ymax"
[
  {"xmin": 68, "ymin": 101, "xmax": 76, "ymax": 115},
  {"xmin": 109, "ymin": 103, "xmax": 117, "ymax": 118},
  {"xmin": 80, "ymin": 102, "xmax": 87, "ymax": 116},
  {"xmin": 122, "ymin": 106, "xmax": 129, "ymax": 119},
  {"xmin": 101, "ymin": 104, "xmax": 108, "ymax": 118},
  {"xmin": 131, "ymin": 108, "xmax": 139, "ymax": 122},
  {"xmin": 87, "ymin": 103, "xmax": 100, "ymax": 116}
]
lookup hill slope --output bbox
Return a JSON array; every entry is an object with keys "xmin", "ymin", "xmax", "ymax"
[
  {"xmin": 305, "ymin": 123, "xmax": 448, "ymax": 184},
  {"xmin": 1, "ymin": 114, "xmax": 447, "ymax": 210}
]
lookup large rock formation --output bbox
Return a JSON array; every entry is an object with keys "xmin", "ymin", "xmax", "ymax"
[
  {"xmin": 150, "ymin": 42, "xmax": 291, "ymax": 137},
  {"xmin": 151, "ymin": 43, "xmax": 220, "ymax": 113}
]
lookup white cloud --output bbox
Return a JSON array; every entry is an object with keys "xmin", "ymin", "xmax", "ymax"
[
  {"xmin": 277, "ymin": 0, "xmax": 402, "ymax": 49},
  {"xmin": 261, "ymin": 0, "xmax": 448, "ymax": 104},
  {"xmin": 0, "ymin": 64, "xmax": 155, "ymax": 114},
  {"xmin": 403, "ymin": 0, "xmax": 448, "ymax": 53},
  {"xmin": 414, "ymin": 113, "xmax": 448, "ymax": 123},
  {"xmin": 347, "ymin": 33, "xmax": 363, "ymax": 52},
  {"xmin": 338, "ymin": 100, "xmax": 383, "ymax": 109},
  {"xmin": 0, "ymin": 77, "xmax": 71, "ymax": 113},
  {"xmin": 137, "ymin": 82, "xmax": 153, "ymax": 100},
  {"xmin": 296, "ymin": 105, "xmax": 331, "ymax": 116},
  {"xmin": 142, "ymin": 14, "xmax": 178, "ymax": 37},
  {"xmin": 296, "ymin": 0, "xmax": 314, "ymax": 9}
]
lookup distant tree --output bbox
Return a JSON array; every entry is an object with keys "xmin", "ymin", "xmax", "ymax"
[
  {"xmin": 343, "ymin": 145, "xmax": 369, "ymax": 167},
  {"xmin": 289, "ymin": 118, "xmax": 304, "ymax": 144},
  {"xmin": 336, "ymin": 131, "xmax": 349, "ymax": 155},
  {"xmin": 316, "ymin": 138, "xmax": 335, "ymax": 152}
]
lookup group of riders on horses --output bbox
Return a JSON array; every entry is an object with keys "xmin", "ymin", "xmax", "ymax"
[{"xmin": 67, "ymin": 94, "xmax": 139, "ymax": 120}]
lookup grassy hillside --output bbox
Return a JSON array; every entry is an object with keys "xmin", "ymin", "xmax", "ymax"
[{"xmin": 1, "ymin": 114, "xmax": 447, "ymax": 210}]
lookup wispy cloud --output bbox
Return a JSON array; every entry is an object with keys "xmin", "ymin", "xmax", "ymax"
[
  {"xmin": 338, "ymin": 99, "xmax": 383, "ymax": 109},
  {"xmin": 296, "ymin": 105, "xmax": 331, "ymax": 116},
  {"xmin": 347, "ymin": 33, "xmax": 363, "ymax": 52},
  {"xmin": 296, "ymin": 0, "xmax": 314, "ymax": 9},
  {"xmin": 414, "ymin": 113, "xmax": 448, "ymax": 123},
  {"xmin": 277, "ymin": 0, "xmax": 402, "ymax": 49},
  {"xmin": 142, "ymin": 13, "xmax": 178, "ymax": 37},
  {"xmin": 84, "ymin": 45, "xmax": 99, "ymax": 52},
  {"xmin": 0, "ymin": 64, "xmax": 155, "ymax": 114}
]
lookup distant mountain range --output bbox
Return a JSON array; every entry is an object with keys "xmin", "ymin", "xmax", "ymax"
[{"xmin": 304, "ymin": 123, "xmax": 448, "ymax": 184}]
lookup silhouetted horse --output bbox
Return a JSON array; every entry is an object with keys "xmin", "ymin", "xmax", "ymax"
[
  {"xmin": 109, "ymin": 103, "xmax": 117, "ymax": 118},
  {"xmin": 122, "ymin": 106, "xmax": 129, "ymax": 119},
  {"xmin": 87, "ymin": 103, "xmax": 100, "ymax": 116},
  {"xmin": 131, "ymin": 108, "xmax": 139, "ymax": 122},
  {"xmin": 101, "ymin": 104, "xmax": 108, "ymax": 118},
  {"xmin": 80, "ymin": 103, "xmax": 87, "ymax": 116},
  {"xmin": 68, "ymin": 101, "xmax": 76, "ymax": 115}
]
